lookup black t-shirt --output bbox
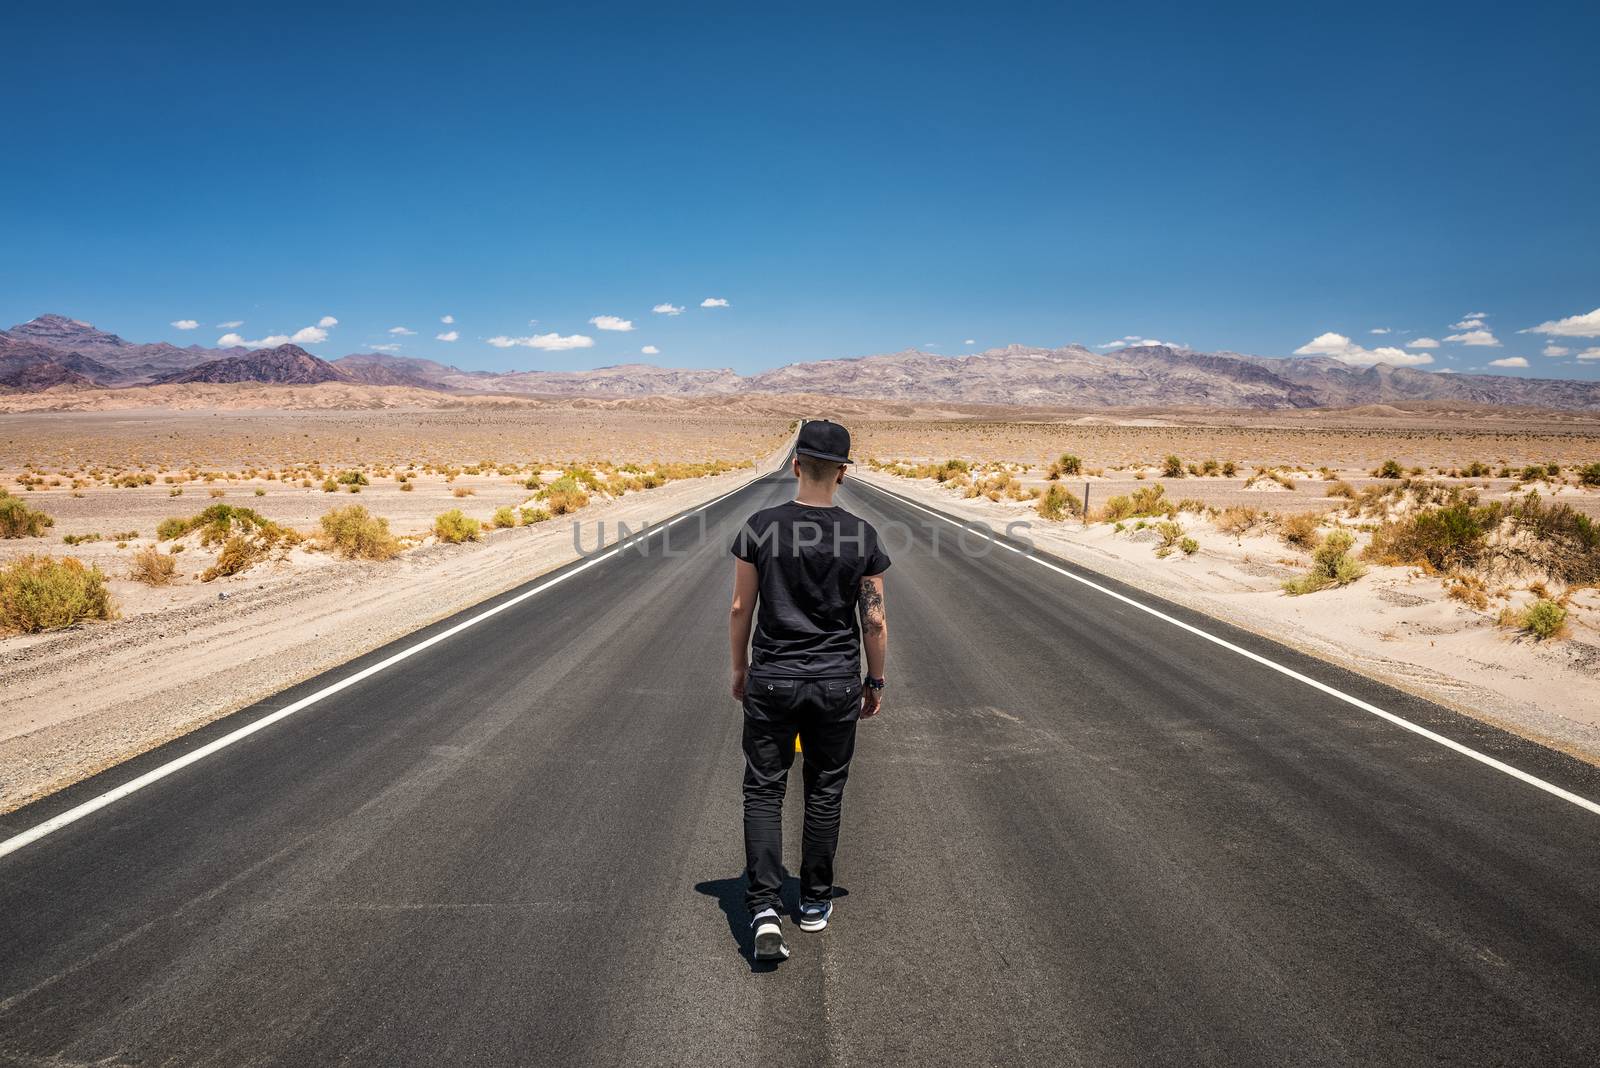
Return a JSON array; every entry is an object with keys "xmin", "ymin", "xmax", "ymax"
[{"xmin": 731, "ymin": 500, "xmax": 891, "ymax": 678}]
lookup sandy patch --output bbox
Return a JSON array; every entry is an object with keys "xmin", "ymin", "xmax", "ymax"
[{"xmin": 856, "ymin": 467, "xmax": 1600, "ymax": 763}]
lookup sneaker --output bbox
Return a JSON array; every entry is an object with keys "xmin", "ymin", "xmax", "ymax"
[
  {"xmin": 751, "ymin": 910, "xmax": 790, "ymax": 961},
  {"xmin": 798, "ymin": 900, "xmax": 833, "ymax": 932}
]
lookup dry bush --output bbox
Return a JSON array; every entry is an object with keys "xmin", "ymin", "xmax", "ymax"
[
  {"xmin": 400, "ymin": 481, "xmax": 415, "ymax": 492},
  {"xmin": 541, "ymin": 476, "xmax": 590, "ymax": 515},
  {"xmin": 520, "ymin": 506, "xmax": 552, "ymax": 525},
  {"xmin": 492, "ymin": 506, "xmax": 517, "ymax": 529},
  {"xmin": 1325, "ymin": 480, "xmax": 1357, "ymax": 499},
  {"xmin": 319, "ymin": 506, "xmax": 401, "ymax": 560},
  {"xmin": 433, "ymin": 509, "xmax": 481, "ymax": 543},
  {"xmin": 1283, "ymin": 530, "xmax": 1364, "ymax": 595},
  {"xmin": 1153, "ymin": 520, "xmax": 1184, "ymax": 557},
  {"xmin": 1446, "ymin": 573, "xmax": 1489, "ymax": 610},
  {"xmin": 1373, "ymin": 459, "xmax": 1404, "ymax": 479},
  {"xmin": 201, "ymin": 535, "xmax": 264, "ymax": 581},
  {"xmin": 129, "ymin": 545, "xmax": 177, "ymax": 586},
  {"xmin": 1035, "ymin": 483, "xmax": 1082, "ymax": 521},
  {"xmin": 1162, "ymin": 455, "xmax": 1185, "ymax": 478},
  {"xmin": 0, "ymin": 490, "xmax": 54, "ymax": 538},
  {"xmin": 1579, "ymin": 462, "xmax": 1600, "ymax": 487},
  {"xmin": 1098, "ymin": 484, "xmax": 1174, "ymax": 523},
  {"xmin": 1277, "ymin": 511, "xmax": 1323, "ymax": 549},
  {"xmin": 453, "ymin": 486, "xmax": 474, "ymax": 498},
  {"xmin": 0, "ymin": 555, "xmax": 117, "ymax": 632},
  {"xmin": 1215, "ymin": 506, "xmax": 1263, "ymax": 537},
  {"xmin": 1518, "ymin": 599, "xmax": 1567, "ymax": 640}
]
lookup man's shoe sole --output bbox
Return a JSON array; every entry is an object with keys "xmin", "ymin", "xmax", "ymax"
[
  {"xmin": 798, "ymin": 909, "xmax": 832, "ymax": 932},
  {"xmin": 753, "ymin": 928, "xmax": 790, "ymax": 961}
]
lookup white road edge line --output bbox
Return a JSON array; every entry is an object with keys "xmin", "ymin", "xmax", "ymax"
[
  {"xmin": 855, "ymin": 477, "xmax": 1600, "ymax": 818},
  {"xmin": 0, "ymin": 474, "xmax": 768, "ymax": 861}
]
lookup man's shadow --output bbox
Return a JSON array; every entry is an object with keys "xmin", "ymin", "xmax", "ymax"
[{"xmin": 695, "ymin": 874, "xmax": 851, "ymax": 973}]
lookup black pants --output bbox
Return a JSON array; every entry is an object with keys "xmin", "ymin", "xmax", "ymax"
[{"xmin": 742, "ymin": 675, "xmax": 860, "ymax": 915}]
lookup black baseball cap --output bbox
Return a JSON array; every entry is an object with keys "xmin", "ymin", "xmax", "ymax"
[{"xmin": 795, "ymin": 419, "xmax": 853, "ymax": 464}]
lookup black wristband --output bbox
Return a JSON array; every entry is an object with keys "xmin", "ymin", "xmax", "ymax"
[{"xmin": 863, "ymin": 676, "xmax": 885, "ymax": 690}]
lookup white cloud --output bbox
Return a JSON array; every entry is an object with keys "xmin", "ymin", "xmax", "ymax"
[
  {"xmin": 1450, "ymin": 317, "xmax": 1487, "ymax": 330},
  {"xmin": 1407, "ymin": 337, "xmax": 1441, "ymax": 349},
  {"xmin": 652, "ymin": 303, "xmax": 684, "ymax": 316},
  {"xmin": 1527, "ymin": 307, "xmax": 1600, "ymax": 338},
  {"xmin": 1444, "ymin": 329, "xmax": 1501, "ymax": 346},
  {"xmin": 641, "ymin": 345, "xmax": 660, "ymax": 355},
  {"xmin": 368, "ymin": 344, "xmax": 401, "ymax": 352},
  {"xmin": 216, "ymin": 320, "xmax": 244, "ymax": 329},
  {"xmin": 589, "ymin": 315, "xmax": 635, "ymax": 332},
  {"xmin": 1097, "ymin": 335, "xmax": 1173, "ymax": 349},
  {"xmin": 1369, "ymin": 327, "xmax": 1391, "ymax": 335},
  {"xmin": 388, "ymin": 326, "xmax": 417, "ymax": 336},
  {"xmin": 1461, "ymin": 311, "xmax": 1488, "ymax": 319},
  {"xmin": 1543, "ymin": 344, "xmax": 1571, "ymax": 357},
  {"xmin": 700, "ymin": 297, "xmax": 730, "ymax": 308},
  {"xmin": 1292, "ymin": 331, "xmax": 1434, "ymax": 367},
  {"xmin": 441, "ymin": 314, "xmax": 455, "ymax": 324},
  {"xmin": 964, "ymin": 339, "xmax": 976, "ymax": 345},
  {"xmin": 318, "ymin": 316, "xmax": 338, "ymax": 328},
  {"xmin": 436, "ymin": 330, "xmax": 459, "ymax": 342},
  {"xmin": 171, "ymin": 319, "xmax": 198, "ymax": 330},
  {"xmin": 1489, "ymin": 357, "xmax": 1529, "ymax": 368},
  {"xmin": 217, "ymin": 322, "xmax": 328, "ymax": 348},
  {"xmin": 1577, "ymin": 348, "xmax": 1600, "ymax": 361},
  {"xmin": 486, "ymin": 333, "xmax": 595, "ymax": 350}
]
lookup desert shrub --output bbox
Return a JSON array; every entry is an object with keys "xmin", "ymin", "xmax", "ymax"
[
  {"xmin": 1373, "ymin": 459, "xmax": 1403, "ymax": 479},
  {"xmin": 1162, "ymin": 455, "xmax": 1184, "ymax": 478},
  {"xmin": 129, "ymin": 545, "xmax": 177, "ymax": 585},
  {"xmin": 1579, "ymin": 462, "xmax": 1600, "ymax": 487},
  {"xmin": 400, "ymin": 481, "xmax": 414, "ymax": 492},
  {"xmin": 319, "ymin": 505, "xmax": 400, "ymax": 560},
  {"xmin": 1446, "ymin": 573, "xmax": 1489, "ymax": 610},
  {"xmin": 1283, "ymin": 530, "xmax": 1364, "ymax": 595},
  {"xmin": 1325, "ymin": 480, "xmax": 1357, "ymax": 500},
  {"xmin": 520, "ymin": 506, "xmax": 552, "ymax": 524},
  {"xmin": 1463, "ymin": 461, "xmax": 1491, "ymax": 478},
  {"xmin": 0, "ymin": 491, "xmax": 54, "ymax": 538},
  {"xmin": 209, "ymin": 487, "xmax": 226, "ymax": 498},
  {"xmin": 1222, "ymin": 461, "xmax": 1238, "ymax": 477},
  {"xmin": 321, "ymin": 478, "xmax": 339, "ymax": 492},
  {"xmin": 1215, "ymin": 506, "xmax": 1263, "ymax": 537},
  {"xmin": 1278, "ymin": 511, "xmax": 1324, "ymax": 549},
  {"xmin": 1503, "ymin": 494, "xmax": 1600, "ymax": 586},
  {"xmin": 253, "ymin": 486, "xmax": 266, "ymax": 496},
  {"xmin": 433, "ymin": 509, "xmax": 481, "ymax": 543},
  {"xmin": 336, "ymin": 470, "xmax": 369, "ymax": 486},
  {"xmin": 1200, "ymin": 458, "xmax": 1220, "ymax": 476},
  {"xmin": 453, "ymin": 486, "xmax": 474, "ymax": 498},
  {"xmin": 492, "ymin": 506, "xmax": 517, "ymax": 529},
  {"xmin": 1100, "ymin": 483, "xmax": 1173, "ymax": 523},
  {"xmin": 161, "ymin": 504, "xmax": 281, "ymax": 547},
  {"xmin": 0, "ymin": 555, "xmax": 117, "ymax": 632},
  {"xmin": 1179, "ymin": 536, "xmax": 1199, "ymax": 555},
  {"xmin": 1519, "ymin": 599, "xmax": 1567, "ymax": 640},
  {"xmin": 1366, "ymin": 500, "xmax": 1499, "ymax": 572},
  {"xmin": 1153, "ymin": 521, "xmax": 1184, "ymax": 557},
  {"xmin": 1247, "ymin": 466, "xmax": 1296, "ymax": 490},
  {"xmin": 200, "ymin": 535, "xmax": 265, "ymax": 581},
  {"xmin": 542, "ymin": 476, "xmax": 590, "ymax": 515},
  {"xmin": 1035, "ymin": 483, "xmax": 1082, "ymax": 521},
  {"xmin": 1175, "ymin": 498, "xmax": 1205, "ymax": 514},
  {"xmin": 1519, "ymin": 464, "xmax": 1546, "ymax": 482},
  {"xmin": 1048, "ymin": 454, "xmax": 1082, "ymax": 479}
]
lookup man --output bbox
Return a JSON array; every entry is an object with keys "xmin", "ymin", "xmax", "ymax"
[{"xmin": 729, "ymin": 419, "xmax": 889, "ymax": 963}]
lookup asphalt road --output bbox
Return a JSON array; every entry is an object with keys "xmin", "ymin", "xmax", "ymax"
[{"xmin": 3, "ymin": 464, "xmax": 1600, "ymax": 1067}]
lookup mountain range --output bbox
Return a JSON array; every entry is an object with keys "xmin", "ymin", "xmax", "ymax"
[{"xmin": 5, "ymin": 313, "xmax": 1600, "ymax": 410}]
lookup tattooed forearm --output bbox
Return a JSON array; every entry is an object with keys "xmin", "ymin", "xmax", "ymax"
[{"xmin": 859, "ymin": 579, "xmax": 887, "ymax": 633}]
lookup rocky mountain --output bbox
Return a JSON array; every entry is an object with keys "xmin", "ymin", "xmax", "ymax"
[
  {"xmin": 0, "ymin": 333, "xmax": 124, "ymax": 386},
  {"xmin": 743, "ymin": 344, "xmax": 1323, "ymax": 408},
  {"xmin": 6, "ymin": 313, "xmax": 1600, "ymax": 409},
  {"xmin": 154, "ymin": 344, "xmax": 347, "ymax": 385},
  {"xmin": 5, "ymin": 314, "xmax": 236, "ymax": 381},
  {"xmin": 331, "ymin": 352, "xmax": 461, "ymax": 390}
]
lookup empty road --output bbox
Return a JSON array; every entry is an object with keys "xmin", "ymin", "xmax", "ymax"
[{"xmin": 2, "ymin": 462, "xmax": 1599, "ymax": 1066}]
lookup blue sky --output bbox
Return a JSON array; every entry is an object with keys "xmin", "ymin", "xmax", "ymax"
[{"xmin": 3, "ymin": 2, "xmax": 1597, "ymax": 377}]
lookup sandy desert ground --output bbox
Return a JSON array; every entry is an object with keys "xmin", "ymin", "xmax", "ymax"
[
  {"xmin": 854, "ymin": 407, "xmax": 1600, "ymax": 763},
  {"xmin": 4, "ymin": 402, "xmax": 1599, "ymax": 811}
]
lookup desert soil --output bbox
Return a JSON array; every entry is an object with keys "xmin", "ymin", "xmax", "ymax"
[
  {"xmin": 0, "ymin": 412, "xmax": 791, "ymax": 812},
  {"xmin": 854, "ymin": 462, "xmax": 1600, "ymax": 764}
]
